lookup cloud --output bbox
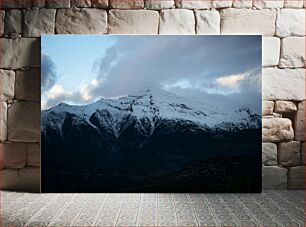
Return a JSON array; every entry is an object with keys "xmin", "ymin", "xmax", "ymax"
[
  {"xmin": 43, "ymin": 79, "xmax": 99, "ymax": 109},
  {"xmin": 79, "ymin": 79, "xmax": 100, "ymax": 101},
  {"xmin": 216, "ymin": 74, "xmax": 247, "ymax": 88},
  {"xmin": 164, "ymin": 79, "xmax": 194, "ymax": 90},
  {"xmin": 163, "ymin": 69, "xmax": 261, "ymax": 95},
  {"xmin": 43, "ymin": 35, "xmax": 262, "ymax": 112},
  {"xmin": 41, "ymin": 54, "xmax": 57, "ymax": 91},
  {"xmin": 47, "ymin": 85, "xmax": 68, "ymax": 100},
  {"xmin": 93, "ymin": 45, "xmax": 122, "ymax": 82},
  {"xmin": 160, "ymin": 68, "xmax": 261, "ymax": 112},
  {"xmin": 90, "ymin": 36, "xmax": 261, "ymax": 98}
]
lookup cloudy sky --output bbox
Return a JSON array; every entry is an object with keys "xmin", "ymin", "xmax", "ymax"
[{"xmin": 41, "ymin": 35, "xmax": 262, "ymax": 112}]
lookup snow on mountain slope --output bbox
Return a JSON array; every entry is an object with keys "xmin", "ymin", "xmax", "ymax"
[{"xmin": 41, "ymin": 89, "xmax": 260, "ymax": 136}]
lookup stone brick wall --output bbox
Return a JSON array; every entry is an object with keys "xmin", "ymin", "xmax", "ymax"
[{"xmin": 0, "ymin": 0, "xmax": 304, "ymax": 192}]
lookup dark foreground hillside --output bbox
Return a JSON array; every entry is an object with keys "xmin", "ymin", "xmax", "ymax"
[{"xmin": 41, "ymin": 125, "xmax": 261, "ymax": 192}]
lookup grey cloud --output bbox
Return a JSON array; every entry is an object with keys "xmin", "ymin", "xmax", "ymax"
[
  {"xmin": 94, "ymin": 45, "xmax": 121, "ymax": 82},
  {"xmin": 42, "ymin": 54, "xmax": 57, "ymax": 92},
  {"xmin": 92, "ymin": 36, "xmax": 261, "ymax": 98},
  {"xmin": 45, "ymin": 92, "xmax": 82, "ymax": 108},
  {"xmin": 44, "ymin": 35, "xmax": 262, "ymax": 113},
  {"xmin": 239, "ymin": 68, "xmax": 261, "ymax": 93}
]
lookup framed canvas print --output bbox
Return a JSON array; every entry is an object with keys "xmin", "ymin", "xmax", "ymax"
[{"xmin": 41, "ymin": 35, "xmax": 262, "ymax": 193}]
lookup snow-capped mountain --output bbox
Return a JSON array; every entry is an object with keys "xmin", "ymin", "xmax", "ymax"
[
  {"xmin": 42, "ymin": 89, "xmax": 260, "ymax": 138},
  {"xmin": 41, "ymin": 89, "xmax": 261, "ymax": 192}
]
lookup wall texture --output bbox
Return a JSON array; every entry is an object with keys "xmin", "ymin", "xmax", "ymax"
[{"xmin": 0, "ymin": 0, "xmax": 305, "ymax": 192}]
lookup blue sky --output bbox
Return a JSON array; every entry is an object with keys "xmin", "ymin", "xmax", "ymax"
[
  {"xmin": 41, "ymin": 35, "xmax": 262, "ymax": 112},
  {"xmin": 42, "ymin": 35, "xmax": 115, "ymax": 91}
]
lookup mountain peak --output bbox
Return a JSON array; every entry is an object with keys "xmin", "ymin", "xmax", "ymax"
[
  {"xmin": 127, "ymin": 88, "xmax": 174, "ymax": 97},
  {"xmin": 42, "ymin": 88, "xmax": 260, "ymax": 132}
]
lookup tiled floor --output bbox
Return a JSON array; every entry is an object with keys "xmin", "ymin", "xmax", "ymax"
[{"xmin": 1, "ymin": 190, "xmax": 304, "ymax": 226}]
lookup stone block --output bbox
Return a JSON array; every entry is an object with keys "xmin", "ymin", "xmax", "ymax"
[
  {"xmin": 232, "ymin": 0, "xmax": 253, "ymax": 8},
  {"xmin": 275, "ymin": 101, "xmax": 297, "ymax": 113},
  {"xmin": 262, "ymin": 143, "xmax": 277, "ymax": 166},
  {"xmin": 23, "ymin": 9, "xmax": 56, "ymax": 37},
  {"xmin": 159, "ymin": 9, "xmax": 195, "ymax": 34},
  {"xmin": 284, "ymin": 0, "xmax": 304, "ymax": 8},
  {"xmin": 109, "ymin": 10, "xmax": 159, "ymax": 34},
  {"xmin": 0, "ymin": 0, "xmax": 32, "ymax": 9},
  {"xmin": 288, "ymin": 166, "xmax": 304, "ymax": 189},
  {"xmin": 294, "ymin": 101, "xmax": 305, "ymax": 141},
  {"xmin": 0, "ymin": 169, "xmax": 19, "ymax": 190},
  {"xmin": 262, "ymin": 68, "xmax": 305, "ymax": 101},
  {"xmin": 262, "ymin": 101, "xmax": 274, "ymax": 115},
  {"xmin": 0, "ymin": 168, "xmax": 40, "ymax": 192},
  {"xmin": 273, "ymin": 112, "xmax": 282, "ymax": 118},
  {"xmin": 276, "ymin": 9, "xmax": 305, "ymax": 37},
  {"xmin": 32, "ymin": 0, "xmax": 46, "ymax": 8},
  {"xmin": 19, "ymin": 167, "xmax": 41, "ymax": 192},
  {"xmin": 145, "ymin": 0, "xmax": 175, "ymax": 9},
  {"xmin": 280, "ymin": 37, "xmax": 305, "ymax": 68},
  {"xmin": 46, "ymin": 0, "xmax": 70, "ymax": 8},
  {"xmin": 0, "ymin": 102, "xmax": 7, "ymax": 142},
  {"xmin": 91, "ymin": 0, "xmax": 108, "ymax": 8},
  {"xmin": 195, "ymin": 10, "xmax": 220, "ymax": 34},
  {"xmin": 15, "ymin": 68, "xmax": 41, "ymax": 101},
  {"xmin": 278, "ymin": 141, "xmax": 301, "ymax": 167},
  {"xmin": 175, "ymin": 0, "xmax": 212, "ymax": 9},
  {"xmin": 0, "ymin": 143, "xmax": 27, "ymax": 169},
  {"xmin": 8, "ymin": 102, "xmax": 40, "ymax": 142},
  {"xmin": 262, "ymin": 37, "xmax": 280, "ymax": 66},
  {"xmin": 27, "ymin": 143, "xmax": 40, "ymax": 167},
  {"xmin": 212, "ymin": 0, "xmax": 233, "ymax": 8},
  {"xmin": 0, "ymin": 69, "xmax": 15, "ymax": 102},
  {"xmin": 4, "ymin": 9, "xmax": 22, "ymax": 34},
  {"xmin": 0, "ymin": 38, "xmax": 40, "ymax": 69},
  {"xmin": 262, "ymin": 166, "xmax": 287, "ymax": 189},
  {"xmin": 56, "ymin": 8, "xmax": 107, "ymax": 34},
  {"xmin": 301, "ymin": 142, "xmax": 305, "ymax": 165},
  {"xmin": 71, "ymin": 0, "xmax": 92, "ymax": 7},
  {"xmin": 220, "ymin": 8, "xmax": 276, "ymax": 36},
  {"xmin": 262, "ymin": 118, "xmax": 294, "ymax": 142},
  {"xmin": 253, "ymin": 0, "xmax": 284, "ymax": 8},
  {"xmin": 109, "ymin": 0, "xmax": 144, "ymax": 8},
  {"xmin": 0, "ymin": 10, "xmax": 4, "ymax": 35}
]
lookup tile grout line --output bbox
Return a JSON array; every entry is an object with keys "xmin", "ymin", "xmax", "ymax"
[
  {"xmin": 201, "ymin": 194, "xmax": 220, "ymax": 226},
  {"xmin": 47, "ymin": 194, "xmax": 77, "ymax": 226},
  {"xmin": 1, "ymin": 193, "xmax": 26, "ymax": 208},
  {"xmin": 135, "ymin": 193, "xmax": 144, "ymax": 226},
  {"xmin": 187, "ymin": 194, "xmax": 199, "ymax": 226},
  {"xmin": 262, "ymin": 192, "xmax": 304, "ymax": 225},
  {"xmin": 23, "ymin": 194, "xmax": 60, "ymax": 226},
  {"xmin": 235, "ymin": 194, "xmax": 280, "ymax": 226},
  {"xmin": 93, "ymin": 193, "xmax": 109, "ymax": 226},
  {"xmin": 88, "ymin": 194, "xmax": 108, "ymax": 226},
  {"xmin": 2, "ymin": 191, "xmax": 304, "ymax": 227},
  {"xmin": 217, "ymin": 194, "xmax": 243, "ymax": 226},
  {"xmin": 70, "ymin": 194, "xmax": 93, "ymax": 226},
  {"xmin": 134, "ymin": 194, "xmax": 141, "ymax": 226},
  {"xmin": 156, "ymin": 193, "xmax": 159, "ymax": 226},
  {"xmin": 172, "ymin": 194, "xmax": 179, "ymax": 226},
  {"xmin": 155, "ymin": 194, "xmax": 158, "ymax": 226},
  {"xmin": 260, "ymin": 191, "xmax": 300, "ymax": 226},
  {"xmin": 268, "ymin": 190, "xmax": 304, "ymax": 212},
  {"xmin": 27, "ymin": 194, "xmax": 43, "ymax": 204},
  {"xmin": 14, "ymin": 194, "xmax": 30, "ymax": 204},
  {"xmin": 233, "ymin": 194, "xmax": 262, "ymax": 226},
  {"xmin": 252, "ymin": 198, "xmax": 285, "ymax": 226},
  {"xmin": 93, "ymin": 193, "xmax": 110, "ymax": 226},
  {"xmin": 114, "ymin": 193, "xmax": 126, "ymax": 226}
]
